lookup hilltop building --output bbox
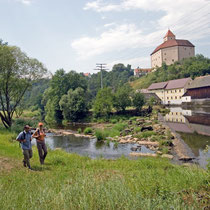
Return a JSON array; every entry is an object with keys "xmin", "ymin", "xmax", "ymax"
[
  {"xmin": 134, "ymin": 68, "xmax": 152, "ymax": 77},
  {"xmin": 148, "ymin": 77, "xmax": 192, "ymax": 105},
  {"xmin": 151, "ymin": 30, "xmax": 195, "ymax": 68}
]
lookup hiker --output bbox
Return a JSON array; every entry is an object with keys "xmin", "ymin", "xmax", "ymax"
[
  {"xmin": 16, "ymin": 125, "xmax": 33, "ymax": 170},
  {"xmin": 32, "ymin": 122, "xmax": 47, "ymax": 165}
]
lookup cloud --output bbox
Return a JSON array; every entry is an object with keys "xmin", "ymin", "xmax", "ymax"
[
  {"xmin": 72, "ymin": 24, "xmax": 159, "ymax": 59},
  {"xmin": 16, "ymin": 0, "xmax": 32, "ymax": 5},
  {"xmin": 73, "ymin": 0, "xmax": 210, "ymax": 67}
]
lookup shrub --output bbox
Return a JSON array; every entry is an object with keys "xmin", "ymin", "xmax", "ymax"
[
  {"xmin": 110, "ymin": 119, "xmax": 118, "ymax": 124},
  {"xmin": 84, "ymin": 127, "xmax": 93, "ymax": 135},
  {"xmin": 77, "ymin": 128, "xmax": 82, "ymax": 134},
  {"xmin": 134, "ymin": 131, "xmax": 156, "ymax": 139},
  {"xmin": 113, "ymin": 123, "xmax": 127, "ymax": 131},
  {"xmin": 95, "ymin": 129, "xmax": 107, "ymax": 141},
  {"xmin": 134, "ymin": 127, "xmax": 141, "ymax": 133}
]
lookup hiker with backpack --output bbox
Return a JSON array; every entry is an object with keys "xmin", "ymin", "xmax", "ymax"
[
  {"xmin": 32, "ymin": 122, "xmax": 47, "ymax": 165},
  {"xmin": 16, "ymin": 125, "xmax": 33, "ymax": 170}
]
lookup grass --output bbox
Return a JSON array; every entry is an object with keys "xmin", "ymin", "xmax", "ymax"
[
  {"xmin": 0, "ymin": 128, "xmax": 209, "ymax": 209},
  {"xmin": 84, "ymin": 127, "xmax": 93, "ymax": 135},
  {"xmin": 134, "ymin": 131, "xmax": 157, "ymax": 139}
]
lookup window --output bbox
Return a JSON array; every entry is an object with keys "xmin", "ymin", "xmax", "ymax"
[
  {"xmin": 167, "ymin": 91, "xmax": 168, "ymax": 93},
  {"xmin": 172, "ymin": 59, "xmax": 174, "ymax": 62},
  {"xmin": 175, "ymin": 90, "xmax": 176, "ymax": 93},
  {"xmin": 180, "ymin": 96, "xmax": 182, "ymax": 99},
  {"xmin": 171, "ymin": 96, "xmax": 173, "ymax": 99},
  {"xmin": 175, "ymin": 96, "xmax": 177, "ymax": 99},
  {"xmin": 179, "ymin": 89, "xmax": 181, "ymax": 92},
  {"xmin": 167, "ymin": 97, "xmax": 169, "ymax": 99},
  {"xmin": 171, "ymin": 91, "xmax": 172, "ymax": 93}
]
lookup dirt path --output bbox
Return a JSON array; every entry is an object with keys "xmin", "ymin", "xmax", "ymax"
[{"xmin": 0, "ymin": 157, "xmax": 19, "ymax": 172}]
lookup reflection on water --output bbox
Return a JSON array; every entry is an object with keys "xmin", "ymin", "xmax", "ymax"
[
  {"xmin": 164, "ymin": 107, "xmax": 210, "ymax": 167},
  {"xmin": 44, "ymin": 134, "xmax": 154, "ymax": 159}
]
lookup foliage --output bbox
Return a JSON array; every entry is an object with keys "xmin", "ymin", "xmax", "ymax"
[
  {"xmin": 95, "ymin": 129, "xmax": 107, "ymax": 140},
  {"xmin": 0, "ymin": 42, "xmax": 47, "ymax": 128},
  {"xmin": 130, "ymin": 54, "xmax": 210, "ymax": 90},
  {"xmin": 84, "ymin": 127, "xmax": 93, "ymax": 135},
  {"xmin": 132, "ymin": 92, "xmax": 145, "ymax": 111},
  {"xmin": 113, "ymin": 84, "xmax": 133, "ymax": 112},
  {"xmin": 87, "ymin": 63, "xmax": 134, "ymax": 98},
  {"xmin": 44, "ymin": 69, "xmax": 87, "ymax": 124},
  {"xmin": 134, "ymin": 131, "xmax": 156, "ymax": 139},
  {"xmin": 59, "ymin": 87, "xmax": 88, "ymax": 122},
  {"xmin": 77, "ymin": 128, "xmax": 82, "ymax": 134},
  {"xmin": 93, "ymin": 87, "xmax": 114, "ymax": 118}
]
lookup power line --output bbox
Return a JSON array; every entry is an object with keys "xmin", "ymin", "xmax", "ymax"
[{"xmin": 94, "ymin": 63, "xmax": 109, "ymax": 89}]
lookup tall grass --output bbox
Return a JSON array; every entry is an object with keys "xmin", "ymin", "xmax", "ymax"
[{"xmin": 0, "ymin": 128, "xmax": 209, "ymax": 210}]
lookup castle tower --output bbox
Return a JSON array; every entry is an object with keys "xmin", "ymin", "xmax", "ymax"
[
  {"xmin": 164, "ymin": 29, "xmax": 176, "ymax": 42},
  {"xmin": 151, "ymin": 30, "xmax": 195, "ymax": 68}
]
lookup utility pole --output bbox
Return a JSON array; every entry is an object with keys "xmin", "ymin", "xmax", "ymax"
[{"xmin": 94, "ymin": 63, "xmax": 108, "ymax": 89}]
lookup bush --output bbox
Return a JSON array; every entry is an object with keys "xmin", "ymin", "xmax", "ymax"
[
  {"xmin": 84, "ymin": 127, "xmax": 93, "ymax": 135},
  {"xmin": 113, "ymin": 123, "xmax": 127, "ymax": 131},
  {"xmin": 110, "ymin": 119, "xmax": 118, "ymax": 124},
  {"xmin": 134, "ymin": 127, "xmax": 141, "ymax": 133},
  {"xmin": 77, "ymin": 128, "xmax": 82, "ymax": 134},
  {"xmin": 95, "ymin": 129, "xmax": 107, "ymax": 141}
]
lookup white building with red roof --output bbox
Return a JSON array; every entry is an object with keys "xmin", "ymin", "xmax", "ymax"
[
  {"xmin": 151, "ymin": 30, "xmax": 195, "ymax": 68},
  {"xmin": 148, "ymin": 77, "xmax": 192, "ymax": 105}
]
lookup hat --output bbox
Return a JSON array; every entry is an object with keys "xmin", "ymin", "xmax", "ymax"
[{"xmin": 38, "ymin": 122, "xmax": 43, "ymax": 126}]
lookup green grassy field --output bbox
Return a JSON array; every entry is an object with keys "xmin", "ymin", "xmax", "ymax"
[{"xmin": 0, "ymin": 128, "xmax": 209, "ymax": 210}]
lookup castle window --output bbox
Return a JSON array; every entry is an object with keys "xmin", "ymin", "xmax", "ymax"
[{"xmin": 172, "ymin": 59, "xmax": 174, "ymax": 62}]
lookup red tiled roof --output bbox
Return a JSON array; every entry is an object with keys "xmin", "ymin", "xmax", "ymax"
[
  {"xmin": 148, "ymin": 81, "xmax": 168, "ymax": 90},
  {"xmin": 164, "ymin": 30, "xmax": 175, "ymax": 38},
  {"xmin": 165, "ymin": 78, "xmax": 191, "ymax": 90},
  {"xmin": 151, "ymin": 39, "xmax": 195, "ymax": 55},
  {"xmin": 135, "ymin": 68, "xmax": 152, "ymax": 73}
]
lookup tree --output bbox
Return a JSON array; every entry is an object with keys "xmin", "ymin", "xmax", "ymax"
[
  {"xmin": 0, "ymin": 44, "xmax": 47, "ymax": 128},
  {"xmin": 59, "ymin": 87, "xmax": 88, "ymax": 122},
  {"xmin": 113, "ymin": 84, "xmax": 133, "ymax": 112},
  {"xmin": 43, "ymin": 69, "xmax": 87, "ymax": 124},
  {"xmin": 93, "ymin": 88, "xmax": 114, "ymax": 118},
  {"xmin": 133, "ymin": 92, "xmax": 145, "ymax": 112}
]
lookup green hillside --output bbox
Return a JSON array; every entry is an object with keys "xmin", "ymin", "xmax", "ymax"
[{"xmin": 130, "ymin": 54, "xmax": 210, "ymax": 90}]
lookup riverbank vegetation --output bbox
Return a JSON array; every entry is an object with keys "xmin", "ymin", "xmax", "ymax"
[{"xmin": 0, "ymin": 129, "xmax": 209, "ymax": 209}]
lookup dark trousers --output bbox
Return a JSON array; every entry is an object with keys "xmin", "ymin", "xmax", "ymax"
[
  {"xmin": 37, "ymin": 141, "xmax": 48, "ymax": 164},
  {"xmin": 22, "ymin": 149, "xmax": 33, "ymax": 168}
]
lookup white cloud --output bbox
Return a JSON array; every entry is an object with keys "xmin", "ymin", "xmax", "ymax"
[
  {"xmin": 73, "ymin": 0, "xmax": 210, "ymax": 66},
  {"xmin": 16, "ymin": 0, "xmax": 32, "ymax": 5}
]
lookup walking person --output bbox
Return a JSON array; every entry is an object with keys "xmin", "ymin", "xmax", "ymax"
[
  {"xmin": 32, "ymin": 122, "xmax": 47, "ymax": 165},
  {"xmin": 16, "ymin": 125, "xmax": 33, "ymax": 170}
]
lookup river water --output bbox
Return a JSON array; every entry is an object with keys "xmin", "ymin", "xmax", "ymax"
[
  {"xmin": 44, "ymin": 134, "xmax": 154, "ymax": 159},
  {"xmin": 163, "ymin": 107, "xmax": 210, "ymax": 168}
]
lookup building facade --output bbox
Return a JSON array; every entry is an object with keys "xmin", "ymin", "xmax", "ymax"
[
  {"xmin": 148, "ymin": 78, "xmax": 192, "ymax": 105},
  {"xmin": 151, "ymin": 30, "xmax": 195, "ymax": 68},
  {"xmin": 182, "ymin": 75, "xmax": 210, "ymax": 102},
  {"xmin": 134, "ymin": 68, "xmax": 152, "ymax": 77}
]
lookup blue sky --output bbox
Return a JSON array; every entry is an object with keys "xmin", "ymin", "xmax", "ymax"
[{"xmin": 0, "ymin": 0, "xmax": 210, "ymax": 73}]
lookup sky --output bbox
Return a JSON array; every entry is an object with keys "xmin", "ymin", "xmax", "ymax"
[{"xmin": 0, "ymin": 0, "xmax": 210, "ymax": 74}]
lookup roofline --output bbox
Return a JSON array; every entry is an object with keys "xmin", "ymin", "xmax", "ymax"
[{"xmin": 151, "ymin": 41, "xmax": 195, "ymax": 55}]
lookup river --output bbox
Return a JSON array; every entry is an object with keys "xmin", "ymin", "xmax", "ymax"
[{"xmin": 163, "ymin": 106, "xmax": 210, "ymax": 168}]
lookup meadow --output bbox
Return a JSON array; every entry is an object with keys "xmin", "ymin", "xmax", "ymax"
[{"xmin": 0, "ymin": 128, "xmax": 209, "ymax": 210}]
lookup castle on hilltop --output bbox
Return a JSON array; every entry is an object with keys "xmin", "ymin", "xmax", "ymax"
[{"xmin": 151, "ymin": 30, "xmax": 195, "ymax": 68}]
